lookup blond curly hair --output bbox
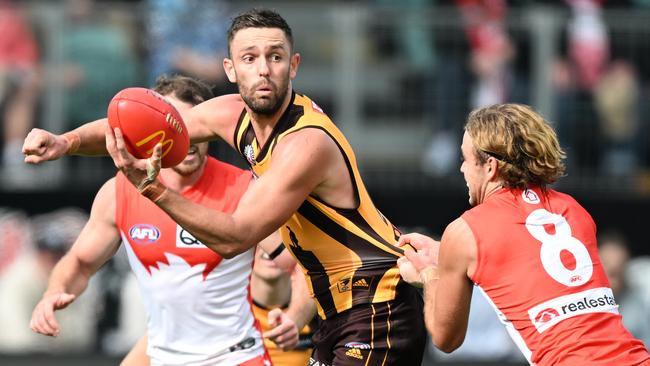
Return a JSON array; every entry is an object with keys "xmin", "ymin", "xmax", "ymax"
[{"xmin": 464, "ymin": 103, "xmax": 566, "ymax": 190}]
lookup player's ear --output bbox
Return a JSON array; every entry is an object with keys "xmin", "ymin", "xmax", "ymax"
[
  {"xmin": 289, "ymin": 53, "xmax": 300, "ymax": 80},
  {"xmin": 223, "ymin": 58, "xmax": 237, "ymax": 83},
  {"xmin": 486, "ymin": 156, "xmax": 499, "ymax": 180}
]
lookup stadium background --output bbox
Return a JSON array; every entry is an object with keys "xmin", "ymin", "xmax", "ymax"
[{"xmin": 1, "ymin": 0, "xmax": 649, "ymax": 365}]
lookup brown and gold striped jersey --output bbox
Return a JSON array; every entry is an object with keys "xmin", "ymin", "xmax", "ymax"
[{"xmin": 234, "ymin": 92, "xmax": 407, "ymax": 320}]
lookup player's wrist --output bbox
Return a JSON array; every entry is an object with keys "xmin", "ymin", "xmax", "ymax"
[
  {"xmin": 420, "ymin": 266, "xmax": 439, "ymax": 284},
  {"xmin": 140, "ymin": 180, "xmax": 168, "ymax": 203},
  {"xmin": 62, "ymin": 132, "xmax": 80, "ymax": 154}
]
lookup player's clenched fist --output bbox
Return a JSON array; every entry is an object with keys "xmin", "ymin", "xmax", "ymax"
[
  {"xmin": 263, "ymin": 308, "xmax": 299, "ymax": 351},
  {"xmin": 22, "ymin": 128, "xmax": 71, "ymax": 164},
  {"xmin": 30, "ymin": 292, "xmax": 76, "ymax": 337}
]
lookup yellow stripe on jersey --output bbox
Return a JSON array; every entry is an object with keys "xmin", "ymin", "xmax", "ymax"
[{"xmin": 235, "ymin": 92, "xmax": 405, "ymax": 319}]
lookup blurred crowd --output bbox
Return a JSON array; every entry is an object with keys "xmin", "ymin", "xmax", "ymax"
[
  {"xmin": 1, "ymin": 0, "xmax": 650, "ymax": 189},
  {"xmin": 0, "ymin": 207, "xmax": 145, "ymax": 356},
  {"xmin": 2, "ymin": 0, "xmax": 650, "ymax": 363}
]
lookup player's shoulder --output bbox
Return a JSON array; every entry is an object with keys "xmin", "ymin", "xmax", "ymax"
[
  {"xmin": 276, "ymin": 127, "xmax": 337, "ymax": 158},
  {"xmin": 192, "ymin": 94, "xmax": 245, "ymax": 122},
  {"xmin": 443, "ymin": 217, "xmax": 474, "ymax": 244},
  {"xmin": 98, "ymin": 176, "xmax": 118, "ymax": 196},
  {"xmin": 294, "ymin": 93, "xmax": 328, "ymax": 114}
]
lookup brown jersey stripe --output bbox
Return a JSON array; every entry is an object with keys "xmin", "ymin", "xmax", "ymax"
[
  {"xmin": 296, "ymin": 200, "xmax": 400, "ymax": 263},
  {"xmin": 234, "ymin": 108, "xmax": 248, "ymax": 155},
  {"xmin": 296, "ymin": 200, "xmax": 400, "ymax": 307},
  {"xmin": 338, "ymin": 209, "xmax": 402, "ymax": 253},
  {"xmin": 284, "ymin": 225, "xmax": 338, "ymax": 317}
]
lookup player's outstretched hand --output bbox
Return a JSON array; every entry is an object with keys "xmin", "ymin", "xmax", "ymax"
[
  {"xmin": 264, "ymin": 308, "xmax": 299, "ymax": 351},
  {"xmin": 22, "ymin": 128, "xmax": 70, "ymax": 164},
  {"xmin": 105, "ymin": 124, "xmax": 162, "ymax": 191},
  {"xmin": 30, "ymin": 292, "xmax": 76, "ymax": 337}
]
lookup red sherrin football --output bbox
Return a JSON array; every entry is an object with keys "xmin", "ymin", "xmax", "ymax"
[{"xmin": 107, "ymin": 87, "xmax": 189, "ymax": 168}]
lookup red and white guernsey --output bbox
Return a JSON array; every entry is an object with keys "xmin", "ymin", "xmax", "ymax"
[
  {"xmin": 463, "ymin": 187, "xmax": 650, "ymax": 366},
  {"xmin": 116, "ymin": 157, "xmax": 265, "ymax": 366}
]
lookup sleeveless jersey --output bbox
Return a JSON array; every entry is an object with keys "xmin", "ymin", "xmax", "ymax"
[
  {"xmin": 251, "ymin": 300, "xmax": 313, "ymax": 366},
  {"xmin": 463, "ymin": 186, "xmax": 650, "ymax": 366},
  {"xmin": 233, "ymin": 92, "xmax": 405, "ymax": 319},
  {"xmin": 115, "ymin": 157, "xmax": 266, "ymax": 365}
]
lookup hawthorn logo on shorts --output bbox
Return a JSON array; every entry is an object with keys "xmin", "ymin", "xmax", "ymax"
[
  {"xmin": 344, "ymin": 342, "xmax": 371, "ymax": 350},
  {"xmin": 528, "ymin": 287, "xmax": 618, "ymax": 333},
  {"xmin": 129, "ymin": 224, "xmax": 160, "ymax": 244}
]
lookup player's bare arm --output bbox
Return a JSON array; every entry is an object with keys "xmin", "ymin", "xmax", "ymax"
[
  {"xmin": 30, "ymin": 178, "xmax": 121, "ymax": 336},
  {"xmin": 109, "ymin": 126, "xmax": 340, "ymax": 258},
  {"xmin": 287, "ymin": 265, "xmax": 316, "ymax": 331},
  {"xmin": 184, "ymin": 93, "xmax": 245, "ymax": 146},
  {"xmin": 429, "ymin": 217, "xmax": 476, "ymax": 353},
  {"xmin": 23, "ymin": 119, "xmax": 107, "ymax": 163},
  {"xmin": 22, "ymin": 93, "xmax": 244, "ymax": 163},
  {"xmin": 264, "ymin": 265, "xmax": 316, "ymax": 351}
]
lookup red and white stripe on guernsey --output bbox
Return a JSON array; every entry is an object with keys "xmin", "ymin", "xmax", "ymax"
[{"xmin": 115, "ymin": 159, "xmax": 265, "ymax": 365}]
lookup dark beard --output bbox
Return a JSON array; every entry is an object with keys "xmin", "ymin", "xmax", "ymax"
[
  {"xmin": 240, "ymin": 86, "xmax": 288, "ymax": 116},
  {"xmin": 239, "ymin": 71, "xmax": 291, "ymax": 116}
]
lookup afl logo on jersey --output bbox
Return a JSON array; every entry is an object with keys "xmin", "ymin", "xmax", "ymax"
[
  {"xmin": 129, "ymin": 224, "xmax": 160, "ymax": 244},
  {"xmin": 522, "ymin": 189, "xmax": 540, "ymax": 204}
]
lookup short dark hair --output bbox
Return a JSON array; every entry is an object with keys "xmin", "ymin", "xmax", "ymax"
[
  {"xmin": 227, "ymin": 8, "xmax": 294, "ymax": 55},
  {"xmin": 152, "ymin": 75, "xmax": 214, "ymax": 106}
]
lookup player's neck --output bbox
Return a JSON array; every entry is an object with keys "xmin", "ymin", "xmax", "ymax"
[
  {"xmin": 250, "ymin": 274, "xmax": 291, "ymax": 308},
  {"xmin": 248, "ymin": 87, "xmax": 293, "ymax": 146}
]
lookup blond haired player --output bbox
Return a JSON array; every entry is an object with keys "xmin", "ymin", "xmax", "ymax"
[{"xmin": 397, "ymin": 104, "xmax": 650, "ymax": 365}]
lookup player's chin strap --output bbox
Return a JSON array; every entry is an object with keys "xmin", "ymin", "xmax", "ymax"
[{"xmin": 138, "ymin": 155, "xmax": 168, "ymax": 202}]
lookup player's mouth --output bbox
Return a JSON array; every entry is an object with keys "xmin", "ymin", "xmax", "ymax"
[
  {"xmin": 260, "ymin": 252, "xmax": 272, "ymax": 260},
  {"xmin": 187, "ymin": 145, "xmax": 199, "ymax": 155},
  {"xmin": 255, "ymin": 81, "xmax": 274, "ymax": 94}
]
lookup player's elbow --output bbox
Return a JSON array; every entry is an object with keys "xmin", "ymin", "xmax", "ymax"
[
  {"xmin": 214, "ymin": 240, "xmax": 255, "ymax": 259},
  {"xmin": 218, "ymin": 245, "xmax": 245, "ymax": 259},
  {"xmin": 433, "ymin": 333, "xmax": 464, "ymax": 354}
]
